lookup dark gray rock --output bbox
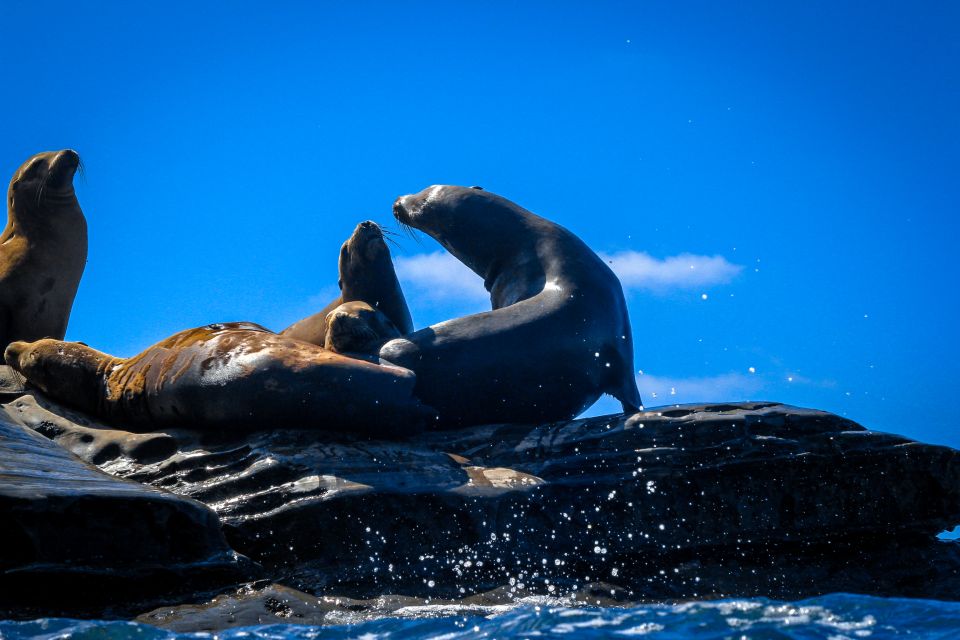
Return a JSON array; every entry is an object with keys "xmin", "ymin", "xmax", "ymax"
[
  {"xmin": 10, "ymin": 390, "xmax": 959, "ymax": 603},
  {"xmin": 137, "ymin": 539, "xmax": 960, "ymax": 632},
  {"xmin": 0, "ymin": 387, "xmax": 256, "ymax": 618},
  {"xmin": 136, "ymin": 581, "xmax": 639, "ymax": 632},
  {"xmin": 7, "ymin": 394, "xmax": 178, "ymax": 464}
]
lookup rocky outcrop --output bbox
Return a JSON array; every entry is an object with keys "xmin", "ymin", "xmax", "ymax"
[
  {"xmin": 136, "ymin": 581, "xmax": 642, "ymax": 631},
  {"xmin": 0, "ymin": 382, "xmax": 256, "ymax": 618},
  {"xmin": 5, "ymin": 382, "xmax": 959, "ymax": 606}
]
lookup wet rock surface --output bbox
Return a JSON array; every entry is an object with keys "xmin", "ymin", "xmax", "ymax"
[
  {"xmin": 0, "ymin": 393, "xmax": 255, "ymax": 618},
  {"xmin": 2, "ymin": 370, "xmax": 960, "ymax": 620},
  {"xmin": 136, "ymin": 581, "xmax": 632, "ymax": 632},
  {"xmin": 136, "ymin": 539, "xmax": 960, "ymax": 632}
]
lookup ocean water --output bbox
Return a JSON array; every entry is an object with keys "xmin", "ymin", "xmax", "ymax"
[{"xmin": 3, "ymin": 594, "xmax": 960, "ymax": 640}]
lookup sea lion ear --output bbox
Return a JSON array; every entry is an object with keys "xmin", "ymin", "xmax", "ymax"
[{"xmin": 470, "ymin": 186, "xmax": 483, "ymax": 190}]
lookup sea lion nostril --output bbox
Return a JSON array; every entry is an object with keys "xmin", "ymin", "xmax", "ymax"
[
  {"xmin": 59, "ymin": 149, "xmax": 80, "ymax": 166},
  {"xmin": 392, "ymin": 198, "xmax": 408, "ymax": 221}
]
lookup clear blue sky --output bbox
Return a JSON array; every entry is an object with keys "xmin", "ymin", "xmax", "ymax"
[{"xmin": 1, "ymin": 2, "xmax": 957, "ymax": 445}]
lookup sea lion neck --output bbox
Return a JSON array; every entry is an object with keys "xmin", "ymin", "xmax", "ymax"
[{"xmin": 6, "ymin": 188, "xmax": 84, "ymax": 240}]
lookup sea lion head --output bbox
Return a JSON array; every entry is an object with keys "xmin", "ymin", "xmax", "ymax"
[
  {"xmin": 338, "ymin": 220, "xmax": 394, "ymax": 299},
  {"xmin": 392, "ymin": 185, "xmax": 532, "ymax": 278},
  {"xmin": 324, "ymin": 301, "xmax": 401, "ymax": 355},
  {"xmin": 8, "ymin": 150, "xmax": 82, "ymax": 219},
  {"xmin": 4, "ymin": 339, "xmax": 107, "ymax": 414}
]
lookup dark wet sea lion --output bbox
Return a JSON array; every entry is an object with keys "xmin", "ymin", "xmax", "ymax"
[
  {"xmin": 282, "ymin": 220, "xmax": 413, "ymax": 344},
  {"xmin": 0, "ymin": 150, "xmax": 87, "ymax": 350},
  {"xmin": 381, "ymin": 185, "xmax": 642, "ymax": 428},
  {"xmin": 324, "ymin": 301, "xmax": 401, "ymax": 355},
  {"xmin": 5, "ymin": 322, "xmax": 434, "ymax": 435}
]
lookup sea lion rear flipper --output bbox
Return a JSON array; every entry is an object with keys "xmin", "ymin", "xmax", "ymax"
[
  {"xmin": 607, "ymin": 351, "xmax": 643, "ymax": 413},
  {"xmin": 612, "ymin": 379, "xmax": 643, "ymax": 414}
]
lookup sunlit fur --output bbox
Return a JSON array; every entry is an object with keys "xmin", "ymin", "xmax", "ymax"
[
  {"xmin": 0, "ymin": 150, "xmax": 87, "ymax": 351},
  {"xmin": 281, "ymin": 220, "xmax": 413, "ymax": 345}
]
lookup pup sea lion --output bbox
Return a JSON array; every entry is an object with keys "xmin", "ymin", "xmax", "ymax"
[
  {"xmin": 5, "ymin": 322, "xmax": 434, "ymax": 435},
  {"xmin": 0, "ymin": 150, "xmax": 87, "ymax": 350},
  {"xmin": 324, "ymin": 301, "xmax": 401, "ymax": 355},
  {"xmin": 381, "ymin": 185, "xmax": 642, "ymax": 428},
  {"xmin": 282, "ymin": 220, "xmax": 413, "ymax": 344}
]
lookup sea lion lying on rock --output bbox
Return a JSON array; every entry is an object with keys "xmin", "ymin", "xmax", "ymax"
[
  {"xmin": 282, "ymin": 220, "xmax": 413, "ymax": 345},
  {"xmin": 0, "ymin": 150, "xmax": 87, "ymax": 351},
  {"xmin": 382, "ymin": 185, "xmax": 642, "ymax": 428},
  {"xmin": 5, "ymin": 322, "xmax": 434, "ymax": 435},
  {"xmin": 324, "ymin": 301, "xmax": 401, "ymax": 356}
]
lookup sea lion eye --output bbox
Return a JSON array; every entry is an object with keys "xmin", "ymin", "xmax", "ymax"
[{"xmin": 470, "ymin": 186, "xmax": 483, "ymax": 190}]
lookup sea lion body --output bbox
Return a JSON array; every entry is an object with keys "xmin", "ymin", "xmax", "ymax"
[
  {"xmin": 0, "ymin": 150, "xmax": 87, "ymax": 350},
  {"xmin": 6, "ymin": 322, "xmax": 433, "ymax": 435},
  {"xmin": 381, "ymin": 185, "xmax": 642, "ymax": 428},
  {"xmin": 282, "ymin": 221, "xmax": 413, "ymax": 344},
  {"xmin": 324, "ymin": 301, "xmax": 401, "ymax": 355}
]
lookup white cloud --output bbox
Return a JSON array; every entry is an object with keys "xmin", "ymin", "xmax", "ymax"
[
  {"xmin": 636, "ymin": 372, "xmax": 766, "ymax": 404},
  {"xmin": 305, "ymin": 284, "xmax": 341, "ymax": 310},
  {"xmin": 394, "ymin": 251, "xmax": 489, "ymax": 304},
  {"xmin": 393, "ymin": 250, "xmax": 742, "ymax": 308},
  {"xmin": 599, "ymin": 251, "xmax": 742, "ymax": 292}
]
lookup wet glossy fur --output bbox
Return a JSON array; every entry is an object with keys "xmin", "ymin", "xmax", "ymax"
[
  {"xmin": 6, "ymin": 322, "xmax": 433, "ymax": 435},
  {"xmin": 380, "ymin": 185, "xmax": 642, "ymax": 428}
]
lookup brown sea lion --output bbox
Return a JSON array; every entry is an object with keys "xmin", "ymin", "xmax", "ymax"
[
  {"xmin": 381, "ymin": 185, "xmax": 643, "ymax": 428},
  {"xmin": 0, "ymin": 150, "xmax": 87, "ymax": 351},
  {"xmin": 323, "ymin": 301, "xmax": 401, "ymax": 356},
  {"xmin": 5, "ymin": 322, "xmax": 434, "ymax": 435},
  {"xmin": 282, "ymin": 220, "xmax": 413, "ymax": 345}
]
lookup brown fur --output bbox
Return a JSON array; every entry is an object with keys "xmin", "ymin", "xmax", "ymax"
[
  {"xmin": 0, "ymin": 150, "xmax": 87, "ymax": 351},
  {"xmin": 323, "ymin": 301, "xmax": 401, "ymax": 355},
  {"xmin": 5, "ymin": 322, "xmax": 434, "ymax": 435},
  {"xmin": 282, "ymin": 221, "xmax": 412, "ymax": 344}
]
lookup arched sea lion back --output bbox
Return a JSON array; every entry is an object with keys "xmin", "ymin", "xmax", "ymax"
[{"xmin": 381, "ymin": 185, "xmax": 642, "ymax": 428}]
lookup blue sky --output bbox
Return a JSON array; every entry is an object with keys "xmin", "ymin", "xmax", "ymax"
[{"xmin": 1, "ymin": 2, "xmax": 957, "ymax": 445}]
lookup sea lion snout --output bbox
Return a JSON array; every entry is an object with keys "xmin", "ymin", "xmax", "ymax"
[
  {"xmin": 47, "ymin": 149, "xmax": 80, "ymax": 189},
  {"xmin": 393, "ymin": 185, "xmax": 459, "ymax": 227},
  {"xmin": 357, "ymin": 221, "xmax": 387, "ymax": 260},
  {"xmin": 4, "ymin": 340, "xmax": 29, "ymax": 368},
  {"xmin": 392, "ymin": 195, "xmax": 413, "ymax": 225}
]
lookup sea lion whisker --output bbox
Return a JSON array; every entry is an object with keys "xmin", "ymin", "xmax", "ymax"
[
  {"xmin": 379, "ymin": 228, "xmax": 404, "ymax": 248},
  {"xmin": 382, "ymin": 234, "xmax": 402, "ymax": 250},
  {"xmin": 36, "ymin": 171, "xmax": 50, "ymax": 208},
  {"xmin": 394, "ymin": 220, "xmax": 423, "ymax": 245}
]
